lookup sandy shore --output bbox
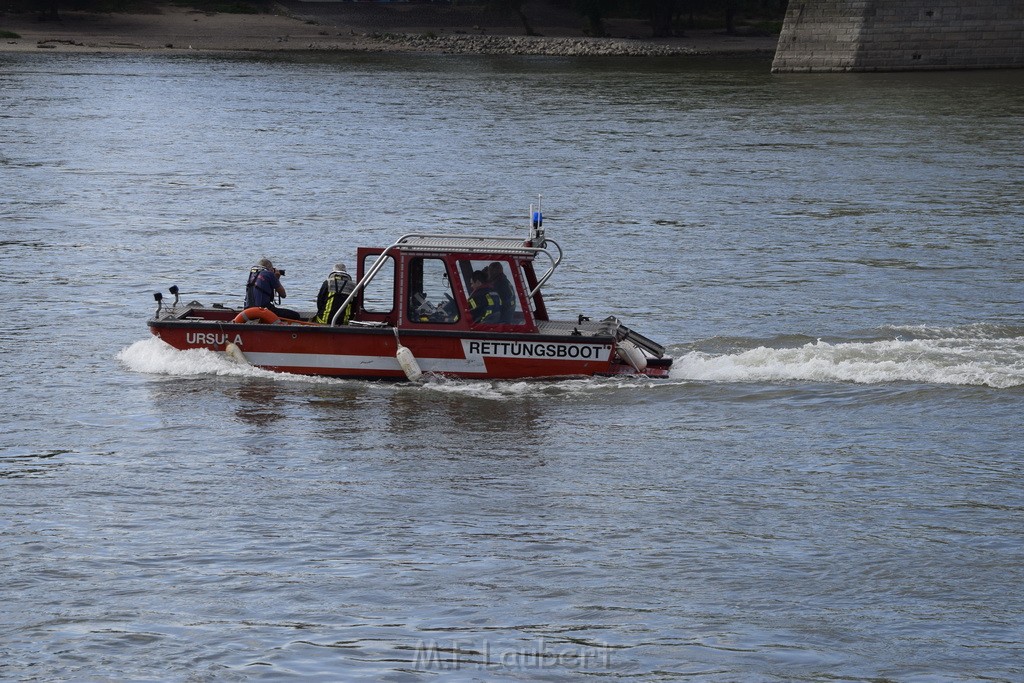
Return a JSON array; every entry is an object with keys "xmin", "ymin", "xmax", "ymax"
[{"xmin": 0, "ymin": 1, "xmax": 778, "ymax": 57}]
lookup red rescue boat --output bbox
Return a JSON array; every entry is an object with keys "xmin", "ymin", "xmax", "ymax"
[{"xmin": 148, "ymin": 210, "xmax": 672, "ymax": 381}]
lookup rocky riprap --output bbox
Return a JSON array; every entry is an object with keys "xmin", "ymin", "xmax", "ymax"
[{"xmin": 316, "ymin": 32, "xmax": 701, "ymax": 56}]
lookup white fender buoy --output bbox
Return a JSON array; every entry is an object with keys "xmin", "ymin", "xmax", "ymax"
[
  {"xmin": 225, "ymin": 342, "xmax": 249, "ymax": 365},
  {"xmin": 616, "ymin": 339, "xmax": 647, "ymax": 372},
  {"xmin": 396, "ymin": 344, "xmax": 423, "ymax": 382}
]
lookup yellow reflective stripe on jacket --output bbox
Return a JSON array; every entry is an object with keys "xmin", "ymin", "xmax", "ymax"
[
  {"xmin": 470, "ymin": 292, "xmax": 500, "ymax": 321},
  {"xmin": 315, "ymin": 291, "xmax": 350, "ymax": 325}
]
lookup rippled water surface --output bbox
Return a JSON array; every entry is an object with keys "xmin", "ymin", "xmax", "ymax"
[{"xmin": 1, "ymin": 52, "xmax": 1023, "ymax": 681}]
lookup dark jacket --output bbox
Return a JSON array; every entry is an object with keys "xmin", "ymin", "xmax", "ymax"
[
  {"xmin": 468, "ymin": 285, "xmax": 502, "ymax": 323},
  {"xmin": 245, "ymin": 267, "xmax": 281, "ymax": 309},
  {"xmin": 491, "ymin": 272, "xmax": 515, "ymax": 323},
  {"xmin": 315, "ymin": 271, "xmax": 355, "ymax": 325}
]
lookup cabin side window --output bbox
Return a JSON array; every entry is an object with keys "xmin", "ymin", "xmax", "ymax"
[
  {"xmin": 456, "ymin": 258, "xmax": 521, "ymax": 325},
  {"xmin": 408, "ymin": 257, "xmax": 459, "ymax": 324},
  {"xmin": 361, "ymin": 253, "xmax": 395, "ymax": 314}
]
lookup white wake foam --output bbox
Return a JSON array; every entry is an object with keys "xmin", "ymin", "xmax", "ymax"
[
  {"xmin": 672, "ymin": 334, "xmax": 1024, "ymax": 388},
  {"xmin": 121, "ymin": 330, "xmax": 1024, "ymax": 391},
  {"xmin": 117, "ymin": 337, "xmax": 302, "ymax": 381}
]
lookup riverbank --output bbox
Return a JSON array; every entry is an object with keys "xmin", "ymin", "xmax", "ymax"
[{"xmin": 0, "ymin": 1, "xmax": 779, "ymax": 56}]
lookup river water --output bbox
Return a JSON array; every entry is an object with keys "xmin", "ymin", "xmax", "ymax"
[{"xmin": 1, "ymin": 51, "xmax": 1022, "ymax": 681}]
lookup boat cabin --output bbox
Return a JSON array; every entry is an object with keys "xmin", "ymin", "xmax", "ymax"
[{"xmin": 347, "ymin": 234, "xmax": 557, "ymax": 333}]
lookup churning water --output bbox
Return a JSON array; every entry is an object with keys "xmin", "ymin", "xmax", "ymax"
[{"xmin": 1, "ymin": 52, "xmax": 1022, "ymax": 681}]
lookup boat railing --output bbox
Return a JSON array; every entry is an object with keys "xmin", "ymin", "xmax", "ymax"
[
  {"xmin": 331, "ymin": 232, "xmax": 562, "ymax": 326},
  {"xmin": 529, "ymin": 238, "xmax": 562, "ymax": 297},
  {"xmin": 332, "ymin": 240, "xmax": 404, "ymax": 326}
]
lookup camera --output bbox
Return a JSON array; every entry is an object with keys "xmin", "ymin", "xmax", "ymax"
[{"xmin": 276, "ymin": 268, "xmax": 286, "ymax": 277}]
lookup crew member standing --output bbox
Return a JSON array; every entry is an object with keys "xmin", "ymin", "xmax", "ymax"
[{"xmin": 315, "ymin": 263, "xmax": 355, "ymax": 325}]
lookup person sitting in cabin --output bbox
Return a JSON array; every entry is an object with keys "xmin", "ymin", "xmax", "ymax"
[
  {"xmin": 467, "ymin": 269, "xmax": 502, "ymax": 324},
  {"xmin": 315, "ymin": 263, "xmax": 355, "ymax": 325},
  {"xmin": 245, "ymin": 258, "xmax": 301, "ymax": 320},
  {"xmin": 486, "ymin": 261, "xmax": 515, "ymax": 324}
]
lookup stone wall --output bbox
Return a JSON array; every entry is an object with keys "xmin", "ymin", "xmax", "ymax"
[{"xmin": 772, "ymin": 0, "xmax": 1024, "ymax": 72}]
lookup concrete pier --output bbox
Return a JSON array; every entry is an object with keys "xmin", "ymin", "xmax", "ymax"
[{"xmin": 772, "ymin": 1, "xmax": 1024, "ymax": 73}]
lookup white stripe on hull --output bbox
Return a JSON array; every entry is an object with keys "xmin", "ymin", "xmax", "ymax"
[{"xmin": 244, "ymin": 351, "xmax": 486, "ymax": 374}]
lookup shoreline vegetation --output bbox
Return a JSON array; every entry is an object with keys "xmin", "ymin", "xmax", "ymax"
[{"xmin": 0, "ymin": 1, "xmax": 781, "ymax": 57}]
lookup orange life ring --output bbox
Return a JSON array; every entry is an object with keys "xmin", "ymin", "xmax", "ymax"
[{"xmin": 232, "ymin": 307, "xmax": 281, "ymax": 325}]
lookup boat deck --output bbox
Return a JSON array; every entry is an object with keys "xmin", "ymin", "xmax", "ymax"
[{"xmin": 536, "ymin": 318, "xmax": 615, "ymax": 338}]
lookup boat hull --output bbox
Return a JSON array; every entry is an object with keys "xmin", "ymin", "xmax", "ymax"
[{"xmin": 149, "ymin": 318, "xmax": 670, "ymax": 380}]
